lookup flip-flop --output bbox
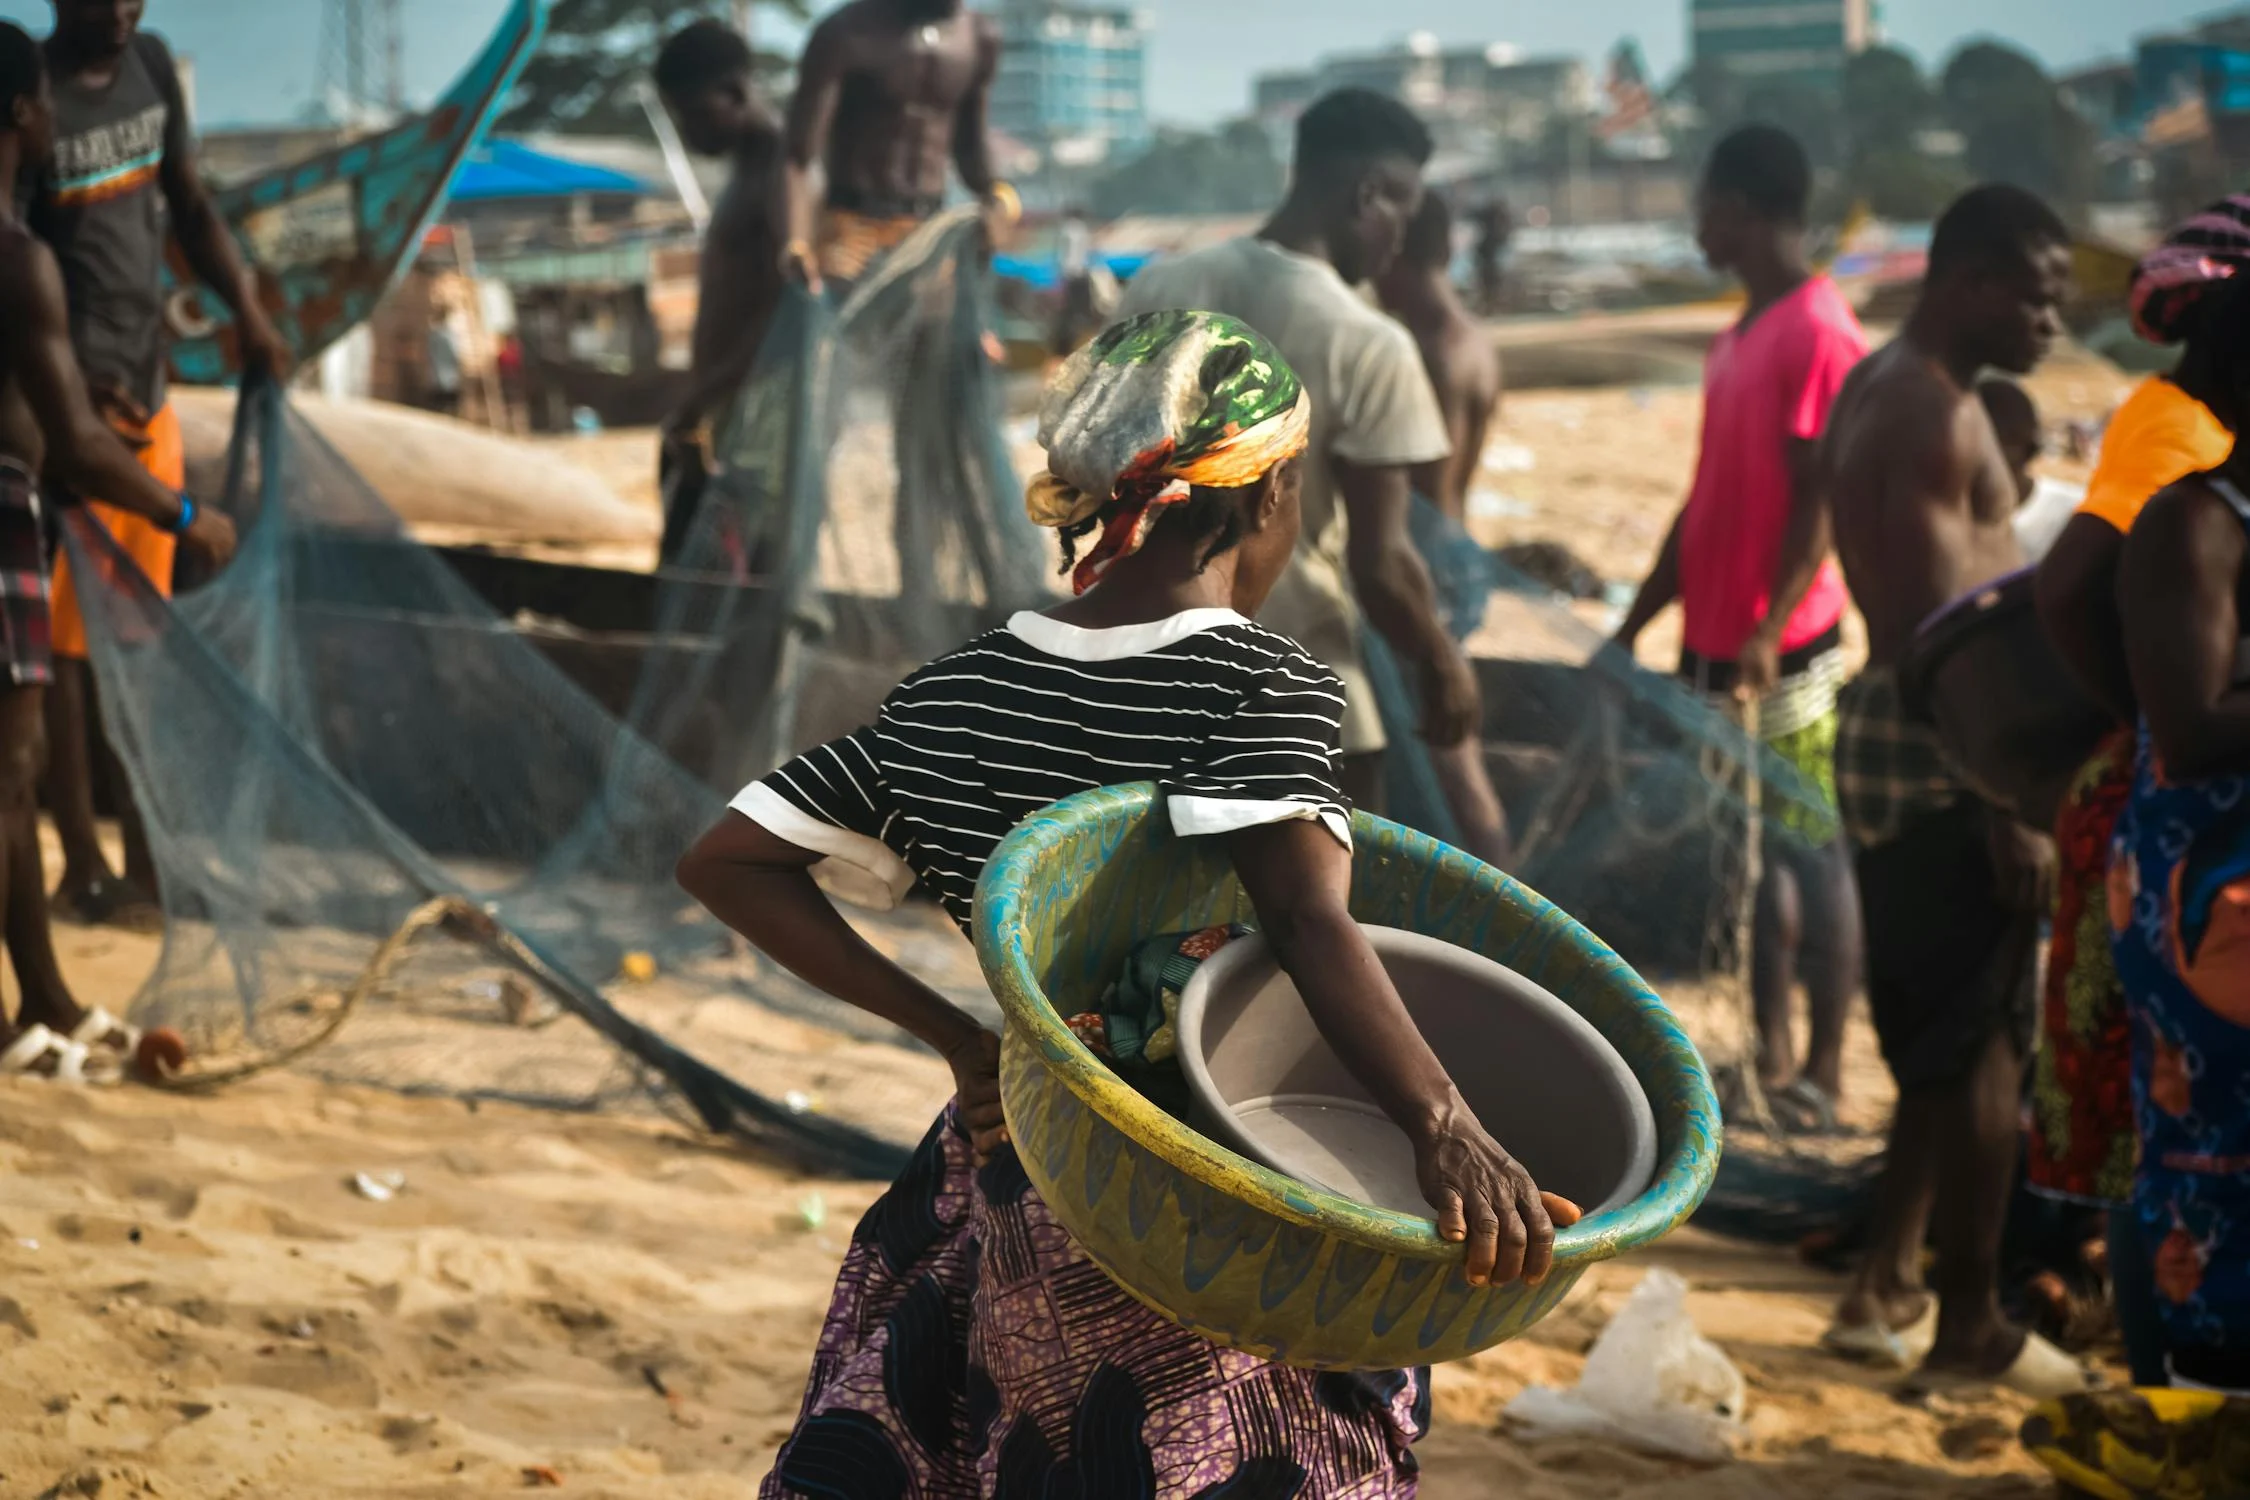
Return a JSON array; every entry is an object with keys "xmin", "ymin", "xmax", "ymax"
[
  {"xmin": 1822, "ymin": 1301, "xmax": 1940, "ymax": 1369},
  {"xmin": 1905, "ymin": 1331, "xmax": 2103, "ymax": 1402},
  {"xmin": 68, "ymin": 1006, "xmax": 142, "ymax": 1083},
  {"xmin": 0, "ymin": 1025, "xmax": 90, "ymax": 1084}
]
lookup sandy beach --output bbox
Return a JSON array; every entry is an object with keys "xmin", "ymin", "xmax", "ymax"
[
  {"xmin": 0, "ymin": 1007, "xmax": 2061, "ymax": 1500},
  {"xmin": 0, "ymin": 338, "xmax": 2145, "ymax": 1498}
]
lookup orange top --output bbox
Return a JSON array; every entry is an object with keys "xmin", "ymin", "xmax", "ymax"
[{"xmin": 2078, "ymin": 376, "xmax": 2234, "ymax": 533}]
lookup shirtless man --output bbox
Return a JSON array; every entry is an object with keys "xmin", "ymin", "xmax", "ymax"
[
  {"xmin": 0, "ymin": 21, "xmax": 233, "ymax": 1076},
  {"xmin": 777, "ymin": 0, "xmax": 1006, "ymax": 294},
  {"xmin": 1377, "ymin": 191, "xmax": 1501, "ymax": 524},
  {"xmin": 1373, "ymin": 190, "xmax": 1512, "ymax": 866},
  {"xmin": 1821, "ymin": 183, "xmax": 2087, "ymax": 1395},
  {"xmin": 654, "ymin": 18, "xmax": 783, "ymax": 563}
]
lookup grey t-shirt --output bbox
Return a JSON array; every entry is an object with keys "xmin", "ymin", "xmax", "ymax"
[
  {"xmin": 1118, "ymin": 237, "xmax": 1451, "ymax": 754},
  {"xmin": 31, "ymin": 32, "xmax": 186, "ymax": 416}
]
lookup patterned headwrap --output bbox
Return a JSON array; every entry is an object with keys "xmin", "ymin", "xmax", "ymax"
[
  {"xmin": 1026, "ymin": 309, "xmax": 1311, "ymax": 595},
  {"xmin": 2131, "ymin": 194, "xmax": 2250, "ymax": 344}
]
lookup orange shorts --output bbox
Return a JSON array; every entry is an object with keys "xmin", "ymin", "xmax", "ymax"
[
  {"xmin": 816, "ymin": 208, "xmax": 926, "ymax": 285},
  {"xmin": 51, "ymin": 400, "xmax": 183, "ymax": 661}
]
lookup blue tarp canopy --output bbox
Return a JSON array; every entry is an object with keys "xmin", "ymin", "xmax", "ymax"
[
  {"xmin": 451, "ymin": 140, "xmax": 650, "ymax": 203},
  {"xmin": 991, "ymin": 252, "xmax": 1151, "ymax": 290}
]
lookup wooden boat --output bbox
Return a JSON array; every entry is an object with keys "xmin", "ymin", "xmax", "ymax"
[{"xmin": 163, "ymin": 0, "xmax": 546, "ymax": 384}]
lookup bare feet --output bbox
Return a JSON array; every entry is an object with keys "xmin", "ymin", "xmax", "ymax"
[{"xmin": 50, "ymin": 874, "xmax": 163, "ymax": 933}]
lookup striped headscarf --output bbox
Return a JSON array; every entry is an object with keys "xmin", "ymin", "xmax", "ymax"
[
  {"xmin": 1027, "ymin": 309, "xmax": 1311, "ymax": 595},
  {"xmin": 2131, "ymin": 194, "xmax": 2250, "ymax": 344}
]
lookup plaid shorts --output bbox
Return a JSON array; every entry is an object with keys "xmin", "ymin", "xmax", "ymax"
[
  {"xmin": 0, "ymin": 462, "xmax": 51, "ymax": 687},
  {"xmin": 1836, "ymin": 666, "xmax": 1963, "ymax": 849}
]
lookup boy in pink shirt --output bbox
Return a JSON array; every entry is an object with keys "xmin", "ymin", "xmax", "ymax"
[{"xmin": 1616, "ymin": 124, "xmax": 1867, "ymax": 1127}]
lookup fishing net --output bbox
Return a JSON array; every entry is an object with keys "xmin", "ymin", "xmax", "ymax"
[
  {"xmin": 75, "ymin": 206, "xmax": 1871, "ymax": 1228},
  {"xmin": 71, "ymin": 210, "xmax": 1037, "ymax": 1177}
]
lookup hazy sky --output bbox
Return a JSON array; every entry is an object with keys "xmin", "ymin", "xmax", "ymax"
[{"xmin": 2, "ymin": 0, "xmax": 2225, "ymax": 129}]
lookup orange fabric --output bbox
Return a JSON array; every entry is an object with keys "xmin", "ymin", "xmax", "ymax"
[
  {"xmin": 816, "ymin": 208, "xmax": 925, "ymax": 283},
  {"xmin": 2077, "ymin": 376, "xmax": 2234, "ymax": 534},
  {"xmin": 51, "ymin": 400, "xmax": 182, "ymax": 660}
]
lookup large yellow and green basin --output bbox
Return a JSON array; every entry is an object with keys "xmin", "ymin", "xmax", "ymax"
[{"xmin": 972, "ymin": 784, "xmax": 1721, "ymax": 1371}]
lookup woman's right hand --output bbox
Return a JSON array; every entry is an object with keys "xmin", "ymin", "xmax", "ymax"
[
  {"xmin": 945, "ymin": 1028, "xmax": 1008, "ymax": 1163},
  {"xmin": 1413, "ymin": 1112, "xmax": 1563, "ymax": 1287}
]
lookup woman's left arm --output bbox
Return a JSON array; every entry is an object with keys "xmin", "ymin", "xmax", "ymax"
[
  {"xmin": 2122, "ymin": 486, "xmax": 2250, "ymax": 782},
  {"xmin": 678, "ymin": 813, "xmax": 1007, "ymax": 1157}
]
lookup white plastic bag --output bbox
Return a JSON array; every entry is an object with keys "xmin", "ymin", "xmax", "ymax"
[{"xmin": 1503, "ymin": 1268, "xmax": 1747, "ymax": 1461}]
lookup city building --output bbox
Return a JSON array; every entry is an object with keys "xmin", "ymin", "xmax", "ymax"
[
  {"xmin": 989, "ymin": 0, "xmax": 1149, "ymax": 168},
  {"xmin": 1252, "ymin": 36, "xmax": 1589, "ymax": 170},
  {"xmin": 1689, "ymin": 0, "xmax": 1874, "ymax": 91}
]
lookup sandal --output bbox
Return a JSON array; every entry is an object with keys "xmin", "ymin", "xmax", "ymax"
[
  {"xmin": 1823, "ymin": 1301, "xmax": 1940, "ymax": 1370},
  {"xmin": 68, "ymin": 1006, "xmax": 142, "ymax": 1082},
  {"xmin": 1903, "ymin": 1332, "xmax": 2103, "ymax": 1402},
  {"xmin": 0, "ymin": 1025, "xmax": 90, "ymax": 1084}
]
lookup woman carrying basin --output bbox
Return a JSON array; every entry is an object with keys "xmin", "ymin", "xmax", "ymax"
[{"xmin": 679, "ymin": 309, "xmax": 1564, "ymax": 1493}]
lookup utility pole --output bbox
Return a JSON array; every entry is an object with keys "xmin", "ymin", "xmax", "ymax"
[{"xmin": 384, "ymin": 0, "xmax": 404, "ymax": 112}]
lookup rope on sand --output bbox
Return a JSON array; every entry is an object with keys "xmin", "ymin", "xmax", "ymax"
[{"xmin": 150, "ymin": 896, "xmax": 577, "ymax": 1092}]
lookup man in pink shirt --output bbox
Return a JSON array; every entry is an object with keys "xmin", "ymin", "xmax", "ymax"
[{"xmin": 1616, "ymin": 124, "xmax": 1867, "ymax": 1126}]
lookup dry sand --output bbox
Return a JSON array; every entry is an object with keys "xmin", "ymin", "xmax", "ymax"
[
  {"xmin": 0, "ymin": 337, "xmax": 2147, "ymax": 1498},
  {"xmin": 0, "ymin": 913, "xmax": 2079, "ymax": 1499}
]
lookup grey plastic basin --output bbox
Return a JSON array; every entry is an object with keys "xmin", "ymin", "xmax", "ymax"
[{"xmin": 1175, "ymin": 925, "xmax": 1660, "ymax": 1221}]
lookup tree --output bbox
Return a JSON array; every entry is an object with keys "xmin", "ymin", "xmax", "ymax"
[
  {"xmin": 1740, "ymin": 78, "xmax": 1843, "ymax": 174},
  {"xmin": 1671, "ymin": 57, "xmax": 1847, "ymax": 220},
  {"xmin": 1844, "ymin": 46, "xmax": 1935, "ymax": 156},
  {"xmin": 1939, "ymin": 41, "xmax": 2097, "ymax": 223},
  {"xmin": 1088, "ymin": 122, "xmax": 1285, "ymax": 219},
  {"xmin": 1840, "ymin": 46, "xmax": 1965, "ymax": 220},
  {"xmin": 500, "ymin": 0, "xmax": 800, "ymax": 137}
]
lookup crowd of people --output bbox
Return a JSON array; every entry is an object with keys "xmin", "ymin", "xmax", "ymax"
[
  {"xmin": 0, "ymin": 0, "xmax": 2244, "ymax": 1491},
  {"xmin": 640, "ymin": 0, "xmax": 2250, "ymax": 1485}
]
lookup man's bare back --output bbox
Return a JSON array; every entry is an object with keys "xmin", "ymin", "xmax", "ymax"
[
  {"xmin": 692, "ymin": 127, "xmax": 784, "ymax": 387},
  {"xmin": 1826, "ymin": 339, "xmax": 2027, "ymax": 668},
  {"xmin": 1405, "ymin": 314, "xmax": 1500, "ymax": 515},
  {"xmin": 794, "ymin": 0, "xmax": 996, "ymax": 214}
]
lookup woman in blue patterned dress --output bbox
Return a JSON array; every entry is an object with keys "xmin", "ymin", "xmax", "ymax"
[{"xmin": 2113, "ymin": 277, "xmax": 2250, "ymax": 1391}]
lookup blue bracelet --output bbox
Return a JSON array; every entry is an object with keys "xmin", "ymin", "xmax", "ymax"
[{"xmin": 173, "ymin": 492, "xmax": 196, "ymax": 534}]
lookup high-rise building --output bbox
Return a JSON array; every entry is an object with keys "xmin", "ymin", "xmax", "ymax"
[
  {"xmin": 989, "ymin": 0, "xmax": 1149, "ymax": 165},
  {"xmin": 1690, "ymin": 0, "xmax": 1874, "ymax": 91}
]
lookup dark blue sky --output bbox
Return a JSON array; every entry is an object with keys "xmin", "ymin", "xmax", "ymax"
[{"xmin": 5, "ymin": 0, "xmax": 2226, "ymax": 128}]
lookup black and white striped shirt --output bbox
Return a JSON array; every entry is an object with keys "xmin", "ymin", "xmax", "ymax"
[{"xmin": 732, "ymin": 609, "xmax": 1352, "ymax": 928}]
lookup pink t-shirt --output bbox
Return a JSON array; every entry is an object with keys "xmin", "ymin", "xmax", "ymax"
[{"xmin": 1678, "ymin": 276, "xmax": 1865, "ymax": 661}]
